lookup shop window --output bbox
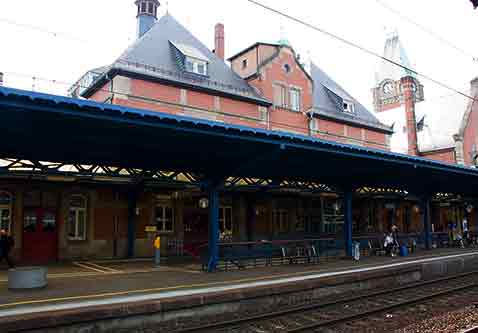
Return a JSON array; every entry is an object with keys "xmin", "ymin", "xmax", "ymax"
[
  {"xmin": 155, "ymin": 204, "xmax": 174, "ymax": 233},
  {"xmin": 322, "ymin": 198, "xmax": 344, "ymax": 234},
  {"xmin": 219, "ymin": 206, "xmax": 233, "ymax": 240},
  {"xmin": 273, "ymin": 209, "xmax": 289, "ymax": 233},
  {"xmin": 0, "ymin": 191, "xmax": 12, "ymax": 233},
  {"xmin": 68, "ymin": 195, "xmax": 87, "ymax": 240}
]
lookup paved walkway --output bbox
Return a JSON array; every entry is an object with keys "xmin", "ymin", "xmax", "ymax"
[{"xmin": 0, "ymin": 248, "xmax": 475, "ymax": 315}]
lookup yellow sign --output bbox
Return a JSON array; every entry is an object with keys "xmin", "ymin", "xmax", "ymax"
[
  {"xmin": 154, "ymin": 236, "xmax": 161, "ymax": 249},
  {"xmin": 145, "ymin": 225, "xmax": 157, "ymax": 233}
]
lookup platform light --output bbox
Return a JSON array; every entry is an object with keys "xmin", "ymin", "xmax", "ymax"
[
  {"xmin": 199, "ymin": 198, "xmax": 209, "ymax": 209},
  {"xmin": 466, "ymin": 204, "xmax": 474, "ymax": 213}
]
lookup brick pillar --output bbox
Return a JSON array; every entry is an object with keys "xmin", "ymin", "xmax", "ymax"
[
  {"xmin": 401, "ymin": 76, "xmax": 419, "ymax": 156},
  {"xmin": 214, "ymin": 23, "xmax": 225, "ymax": 60}
]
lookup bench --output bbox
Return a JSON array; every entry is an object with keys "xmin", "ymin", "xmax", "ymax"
[{"xmin": 368, "ymin": 238, "xmax": 386, "ymax": 256}]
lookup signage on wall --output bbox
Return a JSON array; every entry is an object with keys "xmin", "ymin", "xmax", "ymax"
[{"xmin": 145, "ymin": 225, "xmax": 157, "ymax": 233}]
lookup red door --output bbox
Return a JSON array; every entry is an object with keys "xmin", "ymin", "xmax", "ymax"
[{"xmin": 23, "ymin": 208, "xmax": 58, "ymax": 263}]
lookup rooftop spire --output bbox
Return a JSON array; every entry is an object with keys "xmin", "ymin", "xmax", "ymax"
[
  {"xmin": 135, "ymin": 0, "xmax": 160, "ymax": 39},
  {"xmin": 375, "ymin": 33, "xmax": 415, "ymax": 85}
]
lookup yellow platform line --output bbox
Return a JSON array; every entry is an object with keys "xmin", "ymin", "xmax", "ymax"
[{"xmin": 0, "ymin": 252, "xmax": 471, "ymax": 310}]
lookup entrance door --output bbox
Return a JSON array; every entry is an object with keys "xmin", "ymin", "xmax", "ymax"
[{"xmin": 23, "ymin": 208, "xmax": 58, "ymax": 263}]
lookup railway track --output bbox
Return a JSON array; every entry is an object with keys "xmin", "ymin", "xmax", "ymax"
[{"xmin": 177, "ymin": 271, "xmax": 478, "ymax": 333}]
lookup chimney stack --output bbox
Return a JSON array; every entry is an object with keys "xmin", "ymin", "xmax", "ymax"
[
  {"xmin": 401, "ymin": 76, "xmax": 419, "ymax": 156},
  {"xmin": 0, "ymin": 72, "xmax": 3, "ymax": 87},
  {"xmin": 214, "ymin": 23, "xmax": 225, "ymax": 60}
]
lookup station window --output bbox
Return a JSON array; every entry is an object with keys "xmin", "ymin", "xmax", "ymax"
[
  {"xmin": 219, "ymin": 206, "xmax": 233, "ymax": 240},
  {"xmin": 321, "ymin": 198, "xmax": 344, "ymax": 234},
  {"xmin": 155, "ymin": 204, "xmax": 174, "ymax": 233},
  {"xmin": 0, "ymin": 191, "xmax": 12, "ymax": 233},
  {"xmin": 290, "ymin": 88, "xmax": 301, "ymax": 112},
  {"xmin": 68, "ymin": 195, "xmax": 87, "ymax": 240},
  {"xmin": 273, "ymin": 209, "xmax": 289, "ymax": 234}
]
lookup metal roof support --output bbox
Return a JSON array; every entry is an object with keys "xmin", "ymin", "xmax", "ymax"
[
  {"xmin": 127, "ymin": 190, "xmax": 139, "ymax": 258},
  {"xmin": 206, "ymin": 178, "xmax": 223, "ymax": 272},
  {"xmin": 420, "ymin": 195, "xmax": 432, "ymax": 251},
  {"xmin": 343, "ymin": 188, "xmax": 354, "ymax": 257}
]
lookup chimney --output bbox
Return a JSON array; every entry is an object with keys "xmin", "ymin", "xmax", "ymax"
[
  {"xmin": 214, "ymin": 23, "xmax": 225, "ymax": 60},
  {"xmin": 0, "ymin": 72, "xmax": 3, "ymax": 87},
  {"xmin": 401, "ymin": 76, "xmax": 419, "ymax": 156},
  {"xmin": 135, "ymin": 0, "xmax": 160, "ymax": 39}
]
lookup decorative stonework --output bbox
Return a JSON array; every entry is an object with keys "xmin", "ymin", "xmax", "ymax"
[{"xmin": 373, "ymin": 78, "xmax": 424, "ymax": 113}]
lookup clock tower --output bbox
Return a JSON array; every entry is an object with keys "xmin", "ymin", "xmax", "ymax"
[
  {"xmin": 372, "ymin": 34, "xmax": 424, "ymax": 113},
  {"xmin": 372, "ymin": 33, "xmax": 424, "ymax": 156}
]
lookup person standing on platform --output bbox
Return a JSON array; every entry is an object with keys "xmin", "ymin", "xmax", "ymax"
[
  {"xmin": 154, "ymin": 234, "xmax": 161, "ymax": 267},
  {"xmin": 462, "ymin": 218, "xmax": 469, "ymax": 245},
  {"xmin": 0, "ymin": 229, "xmax": 14, "ymax": 269}
]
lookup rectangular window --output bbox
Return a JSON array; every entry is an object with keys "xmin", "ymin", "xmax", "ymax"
[
  {"xmin": 242, "ymin": 59, "xmax": 248, "ymax": 69},
  {"xmin": 343, "ymin": 101, "xmax": 355, "ymax": 114},
  {"xmin": 219, "ymin": 206, "xmax": 233, "ymax": 240},
  {"xmin": 321, "ymin": 198, "xmax": 344, "ymax": 234},
  {"xmin": 273, "ymin": 209, "xmax": 289, "ymax": 234},
  {"xmin": 68, "ymin": 195, "xmax": 87, "ymax": 240},
  {"xmin": 197, "ymin": 62, "xmax": 206, "ymax": 75},
  {"xmin": 155, "ymin": 204, "xmax": 174, "ymax": 233},
  {"xmin": 290, "ymin": 88, "xmax": 301, "ymax": 111},
  {"xmin": 185, "ymin": 57, "xmax": 208, "ymax": 76},
  {"xmin": 186, "ymin": 59, "xmax": 194, "ymax": 72},
  {"xmin": 148, "ymin": 2, "xmax": 154, "ymax": 14}
]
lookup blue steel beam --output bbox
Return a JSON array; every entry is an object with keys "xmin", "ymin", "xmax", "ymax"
[
  {"xmin": 207, "ymin": 185, "xmax": 220, "ymax": 272},
  {"xmin": 1, "ymin": 88, "xmax": 478, "ymax": 180},
  {"xmin": 421, "ymin": 197, "xmax": 432, "ymax": 250},
  {"xmin": 343, "ymin": 190, "xmax": 353, "ymax": 257}
]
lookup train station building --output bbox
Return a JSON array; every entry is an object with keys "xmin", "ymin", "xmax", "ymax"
[{"xmin": 1, "ymin": 0, "xmax": 478, "ymax": 271}]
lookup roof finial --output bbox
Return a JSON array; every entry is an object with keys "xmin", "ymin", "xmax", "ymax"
[{"xmin": 278, "ymin": 24, "xmax": 291, "ymax": 47}]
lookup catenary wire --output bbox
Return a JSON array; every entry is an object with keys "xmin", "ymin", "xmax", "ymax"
[
  {"xmin": 245, "ymin": 0, "xmax": 478, "ymax": 103},
  {"xmin": 374, "ymin": 0, "xmax": 478, "ymax": 62}
]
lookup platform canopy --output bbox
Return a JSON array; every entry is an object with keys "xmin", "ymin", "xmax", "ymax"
[{"xmin": 0, "ymin": 86, "xmax": 478, "ymax": 196}]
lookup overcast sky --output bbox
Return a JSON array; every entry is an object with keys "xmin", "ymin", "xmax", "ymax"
[{"xmin": 1, "ymin": 0, "xmax": 477, "ymax": 111}]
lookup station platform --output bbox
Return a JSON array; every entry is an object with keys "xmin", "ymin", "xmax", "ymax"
[{"xmin": 0, "ymin": 248, "xmax": 477, "ymax": 332}]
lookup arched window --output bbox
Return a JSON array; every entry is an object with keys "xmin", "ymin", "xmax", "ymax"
[
  {"xmin": 68, "ymin": 195, "xmax": 87, "ymax": 240},
  {"xmin": 0, "ymin": 192, "xmax": 12, "ymax": 233}
]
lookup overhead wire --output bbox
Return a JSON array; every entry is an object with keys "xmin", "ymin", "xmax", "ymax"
[
  {"xmin": 245, "ymin": 0, "xmax": 478, "ymax": 103},
  {"xmin": 374, "ymin": 0, "xmax": 478, "ymax": 63}
]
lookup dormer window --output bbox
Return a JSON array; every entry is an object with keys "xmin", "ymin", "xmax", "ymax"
[
  {"xmin": 170, "ymin": 41, "xmax": 210, "ymax": 77},
  {"xmin": 185, "ymin": 57, "xmax": 208, "ymax": 75},
  {"xmin": 343, "ymin": 101, "xmax": 355, "ymax": 114}
]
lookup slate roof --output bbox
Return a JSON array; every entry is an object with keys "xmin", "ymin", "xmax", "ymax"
[
  {"xmin": 309, "ymin": 62, "xmax": 392, "ymax": 133},
  {"xmin": 82, "ymin": 14, "xmax": 269, "ymax": 105}
]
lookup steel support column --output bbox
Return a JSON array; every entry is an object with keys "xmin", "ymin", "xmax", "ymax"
[
  {"xmin": 421, "ymin": 197, "xmax": 432, "ymax": 250},
  {"xmin": 207, "ymin": 185, "xmax": 220, "ymax": 272},
  {"xmin": 127, "ymin": 191, "xmax": 138, "ymax": 258},
  {"xmin": 344, "ymin": 190, "xmax": 353, "ymax": 257}
]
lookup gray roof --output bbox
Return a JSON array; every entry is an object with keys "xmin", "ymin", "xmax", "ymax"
[
  {"xmin": 111, "ymin": 14, "xmax": 268, "ymax": 105},
  {"xmin": 309, "ymin": 62, "xmax": 392, "ymax": 133}
]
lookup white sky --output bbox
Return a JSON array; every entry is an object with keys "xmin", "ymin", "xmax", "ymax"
[{"xmin": 1, "ymin": 0, "xmax": 478, "ymax": 111}]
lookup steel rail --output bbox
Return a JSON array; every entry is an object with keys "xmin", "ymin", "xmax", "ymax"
[{"xmin": 176, "ymin": 271, "xmax": 478, "ymax": 332}]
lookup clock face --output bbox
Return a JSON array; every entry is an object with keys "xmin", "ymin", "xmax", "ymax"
[{"xmin": 383, "ymin": 82, "xmax": 394, "ymax": 94}]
